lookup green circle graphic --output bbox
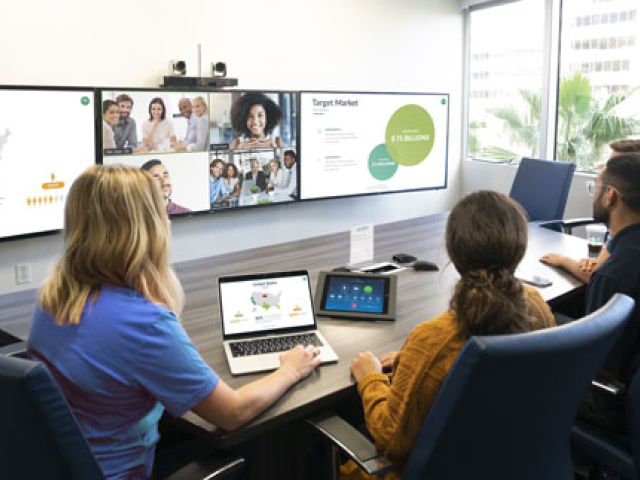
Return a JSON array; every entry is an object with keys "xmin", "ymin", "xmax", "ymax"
[
  {"xmin": 368, "ymin": 144, "xmax": 399, "ymax": 181},
  {"xmin": 81, "ymin": 96, "xmax": 90, "ymax": 105},
  {"xmin": 385, "ymin": 104, "xmax": 435, "ymax": 167}
]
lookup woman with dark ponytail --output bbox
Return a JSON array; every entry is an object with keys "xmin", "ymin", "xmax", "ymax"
[{"xmin": 344, "ymin": 191, "xmax": 555, "ymax": 480}]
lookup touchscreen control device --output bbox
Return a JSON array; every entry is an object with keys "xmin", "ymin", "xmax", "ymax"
[{"xmin": 315, "ymin": 271, "xmax": 397, "ymax": 321}]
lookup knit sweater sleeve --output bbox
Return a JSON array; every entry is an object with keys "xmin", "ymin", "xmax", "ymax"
[{"xmin": 357, "ymin": 312, "xmax": 464, "ymax": 465}]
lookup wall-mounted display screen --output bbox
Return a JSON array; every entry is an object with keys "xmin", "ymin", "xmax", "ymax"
[
  {"xmin": 299, "ymin": 91, "xmax": 448, "ymax": 200},
  {"xmin": 100, "ymin": 89, "xmax": 298, "ymax": 216},
  {"xmin": 0, "ymin": 87, "xmax": 96, "ymax": 241}
]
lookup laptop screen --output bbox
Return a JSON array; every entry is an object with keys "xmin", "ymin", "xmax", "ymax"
[{"xmin": 219, "ymin": 271, "xmax": 316, "ymax": 337}]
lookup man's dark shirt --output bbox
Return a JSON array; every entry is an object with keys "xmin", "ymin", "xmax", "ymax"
[
  {"xmin": 245, "ymin": 171, "xmax": 267, "ymax": 191},
  {"xmin": 586, "ymin": 222, "xmax": 640, "ymax": 382}
]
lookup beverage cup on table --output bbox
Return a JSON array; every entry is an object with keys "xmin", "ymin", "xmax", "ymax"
[{"xmin": 586, "ymin": 224, "xmax": 607, "ymax": 257}]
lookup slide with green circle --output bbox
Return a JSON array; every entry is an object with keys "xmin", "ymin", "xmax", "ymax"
[{"xmin": 300, "ymin": 92, "xmax": 447, "ymax": 200}]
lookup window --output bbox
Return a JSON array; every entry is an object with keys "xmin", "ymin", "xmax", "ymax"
[
  {"xmin": 558, "ymin": 0, "xmax": 640, "ymax": 170},
  {"xmin": 467, "ymin": 0, "xmax": 545, "ymax": 162},
  {"xmin": 465, "ymin": 0, "xmax": 640, "ymax": 173}
]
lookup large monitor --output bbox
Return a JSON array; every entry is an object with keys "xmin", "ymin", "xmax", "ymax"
[
  {"xmin": 299, "ymin": 91, "xmax": 448, "ymax": 200},
  {"xmin": 0, "ymin": 86, "xmax": 97, "ymax": 241},
  {"xmin": 99, "ymin": 89, "xmax": 298, "ymax": 216}
]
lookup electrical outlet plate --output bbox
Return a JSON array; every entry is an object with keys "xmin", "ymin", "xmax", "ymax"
[{"xmin": 15, "ymin": 263, "xmax": 31, "ymax": 285}]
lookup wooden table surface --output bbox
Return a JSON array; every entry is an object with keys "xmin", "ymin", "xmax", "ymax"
[{"xmin": 0, "ymin": 213, "xmax": 586, "ymax": 447}]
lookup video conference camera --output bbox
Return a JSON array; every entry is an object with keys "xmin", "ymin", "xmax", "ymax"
[
  {"xmin": 170, "ymin": 60, "xmax": 187, "ymax": 76},
  {"xmin": 162, "ymin": 59, "xmax": 237, "ymax": 89}
]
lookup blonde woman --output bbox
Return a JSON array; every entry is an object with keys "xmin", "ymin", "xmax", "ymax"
[
  {"xmin": 28, "ymin": 165, "xmax": 321, "ymax": 479},
  {"xmin": 266, "ymin": 159, "xmax": 286, "ymax": 192}
]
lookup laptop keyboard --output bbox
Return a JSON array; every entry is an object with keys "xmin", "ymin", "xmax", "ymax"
[{"xmin": 229, "ymin": 333, "xmax": 324, "ymax": 358}]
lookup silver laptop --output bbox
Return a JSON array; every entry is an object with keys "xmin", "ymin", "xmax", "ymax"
[{"xmin": 218, "ymin": 270, "xmax": 339, "ymax": 375}]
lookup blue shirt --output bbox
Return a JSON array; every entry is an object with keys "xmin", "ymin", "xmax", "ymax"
[
  {"xmin": 28, "ymin": 285, "xmax": 219, "ymax": 479},
  {"xmin": 587, "ymin": 222, "xmax": 640, "ymax": 381},
  {"xmin": 210, "ymin": 176, "xmax": 230, "ymax": 204}
]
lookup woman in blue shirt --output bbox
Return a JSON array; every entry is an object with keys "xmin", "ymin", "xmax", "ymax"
[{"xmin": 28, "ymin": 165, "xmax": 321, "ymax": 479}]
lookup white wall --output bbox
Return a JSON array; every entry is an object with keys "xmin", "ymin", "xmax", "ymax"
[{"xmin": 0, "ymin": 0, "xmax": 464, "ymax": 295}]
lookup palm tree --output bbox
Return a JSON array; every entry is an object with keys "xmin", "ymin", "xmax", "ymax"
[
  {"xmin": 477, "ymin": 70, "xmax": 640, "ymax": 170},
  {"xmin": 486, "ymin": 89, "xmax": 540, "ymax": 159}
]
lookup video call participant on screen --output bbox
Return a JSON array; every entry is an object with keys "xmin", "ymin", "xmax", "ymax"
[
  {"xmin": 142, "ymin": 97, "xmax": 177, "ymax": 152},
  {"xmin": 344, "ymin": 191, "xmax": 555, "ymax": 479},
  {"xmin": 245, "ymin": 160, "xmax": 267, "ymax": 192},
  {"xmin": 229, "ymin": 93, "xmax": 284, "ymax": 150},
  {"xmin": 140, "ymin": 159, "xmax": 191, "ymax": 215},
  {"xmin": 210, "ymin": 158, "xmax": 230, "ymax": 204},
  {"xmin": 174, "ymin": 96, "xmax": 209, "ymax": 152},
  {"xmin": 540, "ymin": 139, "xmax": 640, "ymax": 282},
  {"xmin": 266, "ymin": 159, "xmax": 286, "ymax": 192},
  {"xmin": 102, "ymin": 100, "xmax": 118, "ymax": 150},
  {"xmin": 224, "ymin": 163, "xmax": 241, "ymax": 198},
  {"xmin": 283, "ymin": 149, "xmax": 298, "ymax": 197},
  {"xmin": 27, "ymin": 165, "xmax": 322, "ymax": 479},
  {"xmin": 113, "ymin": 94, "xmax": 138, "ymax": 150}
]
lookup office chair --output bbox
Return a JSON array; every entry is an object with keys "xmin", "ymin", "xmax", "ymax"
[
  {"xmin": 571, "ymin": 360, "xmax": 640, "ymax": 479},
  {"xmin": 509, "ymin": 157, "xmax": 576, "ymax": 230},
  {"xmin": 308, "ymin": 294, "xmax": 635, "ymax": 480},
  {"xmin": 0, "ymin": 352, "xmax": 243, "ymax": 480}
]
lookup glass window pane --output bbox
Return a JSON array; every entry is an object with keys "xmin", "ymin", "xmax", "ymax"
[
  {"xmin": 467, "ymin": 0, "xmax": 545, "ymax": 162},
  {"xmin": 558, "ymin": 0, "xmax": 640, "ymax": 172}
]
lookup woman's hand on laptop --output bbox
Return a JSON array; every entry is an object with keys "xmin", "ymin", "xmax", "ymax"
[{"xmin": 279, "ymin": 345, "xmax": 322, "ymax": 383}]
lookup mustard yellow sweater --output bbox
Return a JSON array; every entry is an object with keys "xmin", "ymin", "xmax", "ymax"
[{"xmin": 341, "ymin": 287, "xmax": 555, "ymax": 480}]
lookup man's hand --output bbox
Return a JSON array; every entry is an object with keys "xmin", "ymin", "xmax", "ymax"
[{"xmin": 539, "ymin": 253, "xmax": 568, "ymax": 267}]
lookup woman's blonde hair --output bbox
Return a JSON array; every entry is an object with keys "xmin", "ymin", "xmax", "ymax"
[
  {"xmin": 39, "ymin": 165, "xmax": 184, "ymax": 325},
  {"xmin": 193, "ymin": 95, "xmax": 208, "ymax": 109}
]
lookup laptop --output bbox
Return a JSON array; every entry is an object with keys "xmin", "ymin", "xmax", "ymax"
[{"xmin": 218, "ymin": 270, "xmax": 339, "ymax": 375}]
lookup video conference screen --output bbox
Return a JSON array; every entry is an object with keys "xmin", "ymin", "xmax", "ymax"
[
  {"xmin": 0, "ymin": 87, "xmax": 96, "ymax": 240},
  {"xmin": 100, "ymin": 89, "xmax": 298, "ymax": 216},
  {"xmin": 298, "ymin": 91, "xmax": 448, "ymax": 200}
]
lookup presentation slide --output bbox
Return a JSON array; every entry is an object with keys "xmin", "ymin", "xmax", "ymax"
[
  {"xmin": 299, "ymin": 92, "xmax": 448, "ymax": 200},
  {"xmin": 0, "ymin": 88, "xmax": 96, "ymax": 240},
  {"xmin": 220, "ymin": 274, "xmax": 315, "ymax": 336}
]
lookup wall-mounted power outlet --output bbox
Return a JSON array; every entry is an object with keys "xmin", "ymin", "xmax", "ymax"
[{"xmin": 15, "ymin": 263, "xmax": 32, "ymax": 285}]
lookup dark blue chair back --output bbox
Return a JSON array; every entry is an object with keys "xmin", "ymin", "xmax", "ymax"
[
  {"xmin": 509, "ymin": 157, "xmax": 576, "ymax": 223},
  {"xmin": 0, "ymin": 354, "xmax": 104, "ymax": 479},
  {"xmin": 403, "ymin": 294, "xmax": 634, "ymax": 480}
]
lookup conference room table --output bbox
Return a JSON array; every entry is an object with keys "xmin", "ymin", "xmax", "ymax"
[{"xmin": 0, "ymin": 213, "xmax": 587, "ymax": 459}]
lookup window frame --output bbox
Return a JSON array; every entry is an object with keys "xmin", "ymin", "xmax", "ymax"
[{"xmin": 463, "ymin": 0, "xmax": 637, "ymax": 171}]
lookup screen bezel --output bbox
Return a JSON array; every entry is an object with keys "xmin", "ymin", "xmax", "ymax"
[
  {"xmin": 0, "ymin": 85, "xmax": 98, "ymax": 243},
  {"xmin": 314, "ymin": 271, "xmax": 397, "ymax": 321},
  {"xmin": 96, "ymin": 87, "xmax": 300, "ymax": 219},
  {"xmin": 297, "ymin": 90, "xmax": 449, "ymax": 203},
  {"xmin": 218, "ymin": 270, "xmax": 317, "ymax": 340}
]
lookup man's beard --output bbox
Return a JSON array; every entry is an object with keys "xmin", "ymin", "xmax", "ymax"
[{"xmin": 593, "ymin": 190, "xmax": 610, "ymax": 226}]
